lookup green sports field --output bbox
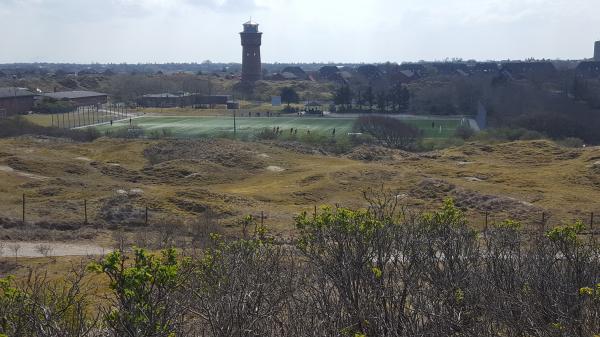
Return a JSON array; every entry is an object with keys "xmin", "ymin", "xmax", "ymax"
[{"xmin": 96, "ymin": 116, "xmax": 466, "ymax": 139}]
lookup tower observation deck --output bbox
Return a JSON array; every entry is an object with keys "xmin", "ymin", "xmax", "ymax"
[{"xmin": 240, "ymin": 20, "xmax": 263, "ymax": 83}]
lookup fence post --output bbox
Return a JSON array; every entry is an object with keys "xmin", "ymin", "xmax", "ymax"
[
  {"xmin": 591, "ymin": 212, "xmax": 594, "ymax": 243},
  {"xmin": 145, "ymin": 205, "xmax": 148, "ymax": 226},
  {"xmin": 22, "ymin": 193, "xmax": 25, "ymax": 225},
  {"xmin": 261, "ymin": 211, "xmax": 264, "ymax": 227},
  {"xmin": 484, "ymin": 211, "xmax": 489, "ymax": 232},
  {"xmin": 84, "ymin": 199, "xmax": 88, "ymax": 225},
  {"xmin": 541, "ymin": 212, "xmax": 546, "ymax": 234}
]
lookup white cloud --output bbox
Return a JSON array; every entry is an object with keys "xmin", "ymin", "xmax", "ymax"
[{"xmin": 0, "ymin": 0, "xmax": 598, "ymax": 63}]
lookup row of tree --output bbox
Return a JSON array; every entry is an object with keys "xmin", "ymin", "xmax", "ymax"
[
  {"xmin": 334, "ymin": 82, "xmax": 410, "ymax": 113},
  {"xmin": 1, "ymin": 195, "xmax": 599, "ymax": 337}
]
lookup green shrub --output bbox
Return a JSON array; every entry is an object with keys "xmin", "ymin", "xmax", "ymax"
[{"xmin": 88, "ymin": 248, "xmax": 190, "ymax": 337}]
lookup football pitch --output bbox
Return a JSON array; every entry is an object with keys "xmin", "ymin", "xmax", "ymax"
[{"xmin": 96, "ymin": 115, "xmax": 465, "ymax": 139}]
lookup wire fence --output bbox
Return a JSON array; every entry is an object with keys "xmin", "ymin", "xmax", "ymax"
[
  {"xmin": 49, "ymin": 103, "xmax": 138, "ymax": 129},
  {"xmin": 1, "ymin": 194, "xmax": 599, "ymax": 243}
]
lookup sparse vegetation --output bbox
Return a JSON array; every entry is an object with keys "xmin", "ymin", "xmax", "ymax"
[{"xmin": 1, "ymin": 197, "xmax": 599, "ymax": 336}]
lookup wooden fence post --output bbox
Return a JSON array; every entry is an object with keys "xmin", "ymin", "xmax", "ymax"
[
  {"xmin": 22, "ymin": 193, "xmax": 25, "ymax": 225},
  {"xmin": 145, "ymin": 205, "xmax": 148, "ymax": 226},
  {"xmin": 484, "ymin": 211, "xmax": 489, "ymax": 232},
  {"xmin": 591, "ymin": 212, "xmax": 594, "ymax": 243},
  {"xmin": 84, "ymin": 199, "xmax": 88, "ymax": 225},
  {"xmin": 541, "ymin": 212, "xmax": 546, "ymax": 234}
]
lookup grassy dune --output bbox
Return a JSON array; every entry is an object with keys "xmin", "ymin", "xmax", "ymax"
[
  {"xmin": 0, "ymin": 137, "xmax": 597, "ymax": 237},
  {"xmin": 1, "ymin": 136, "xmax": 599, "ymax": 278}
]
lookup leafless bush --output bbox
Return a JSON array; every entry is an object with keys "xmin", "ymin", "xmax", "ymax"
[
  {"xmin": 35, "ymin": 243, "xmax": 53, "ymax": 258},
  {"xmin": 8, "ymin": 243, "xmax": 21, "ymax": 264},
  {"xmin": 0, "ymin": 266, "xmax": 99, "ymax": 337},
  {"xmin": 355, "ymin": 116, "xmax": 422, "ymax": 150},
  {"xmin": 1, "ymin": 196, "xmax": 599, "ymax": 336},
  {"xmin": 189, "ymin": 232, "xmax": 297, "ymax": 337},
  {"xmin": 189, "ymin": 208, "xmax": 222, "ymax": 249}
]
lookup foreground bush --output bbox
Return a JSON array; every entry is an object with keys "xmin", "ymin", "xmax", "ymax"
[
  {"xmin": 1, "ymin": 197, "xmax": 599, "ymax": 336},
  {"xmin": 0, "ymin": 269, "xmax": 97, "ymax": 337}
]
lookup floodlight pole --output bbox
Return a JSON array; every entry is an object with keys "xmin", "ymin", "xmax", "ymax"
[{"xmin": 234, "ymin": 109, "xmax": 237, "ymax": 135}]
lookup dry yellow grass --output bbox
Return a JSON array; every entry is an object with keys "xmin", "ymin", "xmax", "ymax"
[
  {"xmin": 2, "ymin": 137, "xmax": 600, "ymax": 278},
  {"xmin": 0, "ymin": 136, "xmax": 598, "ymax": 240}
]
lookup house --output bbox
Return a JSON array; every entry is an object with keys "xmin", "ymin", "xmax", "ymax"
[
  {"xmin": 500, "ymin": 62, "xmax": 556, "ymax": 78},
  {"xmin": 384, "ymin": 64, "xmax": 420, "ymax": 83},
  {"xmin": 431, "ymin": 63, "xmax": 470, "ymax": 76},
  {"xmin": 575, "ymin": 61, "xmax": 600, "ymax": 78},
  {"xmin": 281, "ymin": 66, "xmax": 308, "ymax": 80},
  {"xmin": 398, "ymin": 63, "xmax": 426, "ymax": 75},
  {"xmin": 137, "ymin": 93, "xmax": 231, "ymax": 108},
  {"xmin": 42, "ymin": 90, "xmax": 108, "ymax": 106},
  {"xmin": 0, "ymin": 87, "xmax": 35, "ymax": 116},
  {"xmin": 357, "ymin": 65, "xmax": 382, "ymax": 81},
  {"xmin": 281, "ymin": 72, "xmax": 299, "ymax": 80},
  {"xmin": 138, "ymin": 93, "xmax": 183, "ymax": 108},
  {"xmin": 318, "ymin": 66, "xmax": 340, "ymax": 81},
  {"xmin": 469, "ymin": 62, "xmax": 499, "ymax": 74}
]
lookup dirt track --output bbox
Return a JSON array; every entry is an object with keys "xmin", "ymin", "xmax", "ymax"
[{"xmin": 0, "ymin": 241, "xmax": 110, "ymax": 258}]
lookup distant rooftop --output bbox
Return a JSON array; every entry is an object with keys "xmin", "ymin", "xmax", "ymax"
[
  {"xmin": 142, "ymin": 93, "xmax": 183, "ymax": 98},
  {"xmin": 0, "ymin": 87, "xmax": 35, "ymax": 98},
  {"xmin": 43, "ymin": 90, "xmax": 107, "ymax": 99},
  {"xmin": 244, "ymin": 19, "xmax": 259, "ymax": 26}
]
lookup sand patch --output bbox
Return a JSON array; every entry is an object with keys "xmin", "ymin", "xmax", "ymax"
[
  {"xmin": 0, "ymin": 165, "xmax": 49, "ymax": 180},
  {"xmin": 267, "ymin": 166, "xmax": 285, "ymax": 172}
]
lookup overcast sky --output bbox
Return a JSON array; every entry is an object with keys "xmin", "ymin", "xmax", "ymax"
[{"xmin": 0, "ymin": 0, "xmax": 598, "ymax": 63}]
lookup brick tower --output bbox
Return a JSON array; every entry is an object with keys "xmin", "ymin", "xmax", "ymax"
[
  {"xmin": 240, "ymin": 20, "xmax": 262, "ymax": 83},
  {"xmin": 595, "ymin": 41, "xmax": 600, "ymax": 61}
]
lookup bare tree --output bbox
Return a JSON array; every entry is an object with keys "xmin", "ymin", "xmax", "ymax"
[
  {"xmin": 9, "ymin": 243, "xmax": 21, "ymax": 265},
  {"xmin": 0, "ymin": 265, "xmax": 99, "ymax": 337},
  {"xmin": 35, "ymin": 243, "xmax": 53, "ymax": 259},
  {"xmin": 355, "ymin": 115, "xmax": 422, "ymax": 150},
  {"xmin": 189, "ymin": 231, "xmax": 296, "ymax": 337}
]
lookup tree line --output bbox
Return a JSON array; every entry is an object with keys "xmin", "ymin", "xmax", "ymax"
[
  {"xmin": 1, "ymin": 195, "xmax": 599, "ymax": 337},
  {"xmin": 334, "ymin": 82, "xmax": 410, "ymax": 113}
]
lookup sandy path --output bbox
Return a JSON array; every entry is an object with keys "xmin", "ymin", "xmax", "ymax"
[{"xmin": 0, "ymin": 241, "xmax": 111, "ymax": 258}]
